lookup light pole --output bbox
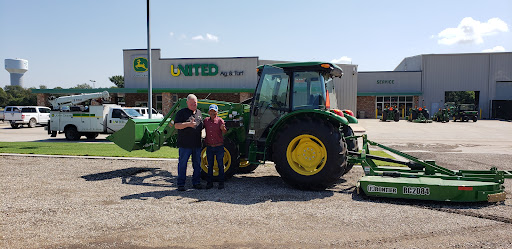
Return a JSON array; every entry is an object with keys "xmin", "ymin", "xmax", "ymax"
[
  {"xmin": 146, "ymin": 0, "xmax": 153, "ymax": 119},
  {"xmin": 89, "ymin": 80, "xmax": 96, "ymax": 89}
]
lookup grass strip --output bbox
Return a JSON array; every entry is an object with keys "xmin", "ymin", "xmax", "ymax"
[{"xmin": 0, "ymin": 142, "xmax": 178, "ymax": 158}]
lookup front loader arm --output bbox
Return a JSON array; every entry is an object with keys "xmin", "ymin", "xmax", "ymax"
[{"xmin": 107, "ymin": 98, "xmax": 187, "ymax": 152}]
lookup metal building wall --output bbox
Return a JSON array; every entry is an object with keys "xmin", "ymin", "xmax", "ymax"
[
  {"xmin": 421, "ymin": 54, "xmax": 491, "ymax": 118},
  {"xmin": 489, "ymin": 53, "xmax": 512, "ymax": 100},
  {"xmin": 258, "ymin": 60, "xmax": 358, "ymax": 112},
  {"xmin": 124, "ymin": 49, "xmax": 258, "ymax": 90},
  {"xmin": 358, "ymin": 71, "xmax": 421, "ymax": 93}
]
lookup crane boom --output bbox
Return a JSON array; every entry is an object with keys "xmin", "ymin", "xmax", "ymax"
[{"xmin": 48, "ymin": 91, "xmax": 110, "ymax": 110}]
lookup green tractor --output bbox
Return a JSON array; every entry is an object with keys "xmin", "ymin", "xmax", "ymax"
[
  {"xmin": 453, "ymin": 104, "xmax": 478, "ymax": 122},
  {"xmin": 108, "ymin": 62, "xmax": 359, "ymax": 190},
  {"xmin": 432, "ymin": 102, "xmax": 455, "ymax": 123},
  {"xmin": 380, "ymin": 106, "xmax": 400, "ymax": 122},
  {"xmin": 408, "ymin": 106, "xmax": 432, "ymax": 123}
]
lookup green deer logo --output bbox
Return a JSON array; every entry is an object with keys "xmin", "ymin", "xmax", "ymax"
[{"xmin": 133, "ymin": 57, "xmax": 148, "ymax": 72}]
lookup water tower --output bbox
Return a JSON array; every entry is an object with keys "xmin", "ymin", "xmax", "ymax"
[{"xmin": 5, "ymin": 59, "xmax": 29, "ymax": 87}]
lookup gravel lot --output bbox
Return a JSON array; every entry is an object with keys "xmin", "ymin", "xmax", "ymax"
[{"xmin": 1, "ymin": 119, "xmax": 512, "ymax": 248}]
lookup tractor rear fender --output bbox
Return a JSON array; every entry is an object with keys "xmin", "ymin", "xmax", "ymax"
[
  {"xmin": 265, "ymin": 109, "xmax": 349, "ymax": 149},
  {"xmin": 343, "ymin": 112, "xmax": 358, "ymax": 124}
]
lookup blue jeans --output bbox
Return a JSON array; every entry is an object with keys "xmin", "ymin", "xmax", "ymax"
[
  {"xmin": 206, "ymin": 145, "xmax": 224, "ymax": 182},
  {"xmin": 177, "ymin": 147, "xmax": 202, "ymax": 186}
]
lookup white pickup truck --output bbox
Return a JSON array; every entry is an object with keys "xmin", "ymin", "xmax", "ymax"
[
  {"xmin": 128, "ymin": 107, "xmax": 165, "ymax": 119},
  {"xmin": 48, "ymin": 104, "xmax": 147, "ymax": 140},
  {"xmin": 4, "ymin": 106, "xmax": 51, "ymax": 128}
]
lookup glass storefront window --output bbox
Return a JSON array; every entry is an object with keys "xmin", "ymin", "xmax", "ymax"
[{"xmin": 376, "ymin": 95, "xmax": 416, "ymax": 118}]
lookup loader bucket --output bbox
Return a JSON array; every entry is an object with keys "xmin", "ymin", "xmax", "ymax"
[{"xmin": 107, "ymin": 118, "xmax": 166, "ymax": 152}]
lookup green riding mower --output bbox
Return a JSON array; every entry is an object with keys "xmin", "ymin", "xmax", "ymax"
[
  {"xmin": 408, "ymin": 107, "xmax": 432, "ymax": 123},
  {"xmin": 380, "ymin": 106, "xmax": 400, "ymax": 122}
]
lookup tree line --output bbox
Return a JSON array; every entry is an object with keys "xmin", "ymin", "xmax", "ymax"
[{"xmin": 0, "ymin": 75, "xmax": 124, "ymax": 107}]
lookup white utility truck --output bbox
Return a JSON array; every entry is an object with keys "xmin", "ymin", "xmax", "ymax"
[{"xmin": 47, "ymin": 91, "xmax": 147, "ymax": 140}]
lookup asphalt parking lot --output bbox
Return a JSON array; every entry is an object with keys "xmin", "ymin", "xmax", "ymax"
[{"xmin": 1, "ymin": 119, "xmax": 512, "ymax": 248}]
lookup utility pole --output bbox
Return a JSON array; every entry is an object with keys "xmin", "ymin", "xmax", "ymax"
[{"xmin": 146, "ymin": 0, "xmax": 153, "ymax": 119}]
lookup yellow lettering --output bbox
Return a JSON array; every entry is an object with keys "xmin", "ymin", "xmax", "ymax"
[{"xmin": 171, "ymin": 65, "xmax": 181, "ymax": 76}]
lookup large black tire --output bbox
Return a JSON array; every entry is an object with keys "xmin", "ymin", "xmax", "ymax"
[
  {"xmin": 28, "ymin": 118, "xmax": 37, "ymax": 128},
  {"xmin": 411, "ymin": 111, "xmax": 418, "ymax": 120},
  {"xmin": 472, "ymin": 116, "xmax": 478, "ymax": 122},
  {"xmin": 237, "ymin": 159, "xmax": 259, "ymax": 174},
  {"xmin": 381, "ymin": 110, "xmax": 387, "ymax": 121},
  {"xmin": 200, "ymin": 138, "xmax": 240, "ymax": 182},
  {"xmin": 64, "ymin": 126, "xmax": 81, "ymax": 141},
  {"xmin": 342, "ymin": 125, "xmax": 358, "ymax": 175},
  {"xmin": 10, "ymin": 122, "xmax": 19, "ymax": 129},
  {"xmin": 85, "ymin": 132, "xmax": 99, "ymax": 140},
  {"xmin": 393, "ymin": 111, "xmax": 400, "ymax": 122},
  {"xmin": 272, "ymin": 117, "xmax": 348, "ymax": 190},
  {"xmin": 422, "ymin": 110, "xmax": 430, "ymax": 119}
]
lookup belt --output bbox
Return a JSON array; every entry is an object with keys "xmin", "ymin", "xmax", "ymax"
[{"xmin": 207, "ymin": 143, "xmax": 224, "ymax": 147}]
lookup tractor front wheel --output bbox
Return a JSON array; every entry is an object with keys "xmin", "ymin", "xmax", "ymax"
[
  {"xmin": 238, "ymin": 159, "xmax": 259, "ymax": 174},
  {"xmin": 272, "ymin": 118, "xmax": 347, "ymax": 190},
  {"xmin": 200, "ymin": 138, "xmax": 240, "ymax": 182}
]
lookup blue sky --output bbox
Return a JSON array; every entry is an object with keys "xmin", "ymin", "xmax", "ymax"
[{"xmin": 1, "ymin": 0, "xmax": 511, "ymax": 89}]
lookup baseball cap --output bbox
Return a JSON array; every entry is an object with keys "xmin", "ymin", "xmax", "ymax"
[{"xmin": 209, "ymin": 104, "xmax": 218, "ymax": 112}]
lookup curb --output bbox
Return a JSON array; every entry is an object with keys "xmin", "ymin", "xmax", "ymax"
[{"xmin": 0, "ymin": 153, "xmax": 178, "ymax": 161}]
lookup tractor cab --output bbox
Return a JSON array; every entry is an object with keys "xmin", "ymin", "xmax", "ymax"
[{"xmin": 249, "ymin": 62, "xmax": 343, "ymax": 141}]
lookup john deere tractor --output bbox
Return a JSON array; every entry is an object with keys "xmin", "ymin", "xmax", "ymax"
[
  {"xmin": 408, "ymin": 106, "xmax": 431, "ymax": 123},
  {"xmin": 432, "ymin": 102, "xmax": 455, "ymax": 123},
  {"xmin": 381, "ymin": 106, "xmax": 400, "ymax": 122},
  {"xmin": 109, "ymin": 62, "xmax": 359, "ymax": 190}
]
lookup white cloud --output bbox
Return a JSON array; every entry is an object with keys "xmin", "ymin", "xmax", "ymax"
[
  {"xmin": 191, "ymin": 33, "xmax": 219, "ymax": 42},
  {"xmin": 482, "ymin": 46, "xmax": 506, "ymax": 52},
  {"xmin": 169, "ymin": 32, "xmax": 174, "ymax": 37},
  {"xmin": 206, "ymin": 33, "xmax": 219, "ymax": 42},
  {"xmin": 331, "ymin": 56, "xmax": 352, "ymax": 64},
  {"xmin": 437, "ymin": 17, "xmax": 509, "ymax": 45}
]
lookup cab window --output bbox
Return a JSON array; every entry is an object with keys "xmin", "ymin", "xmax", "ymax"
[{"xmin": 292, "ymin": 71, "xmax": 326, "ymax": 110}]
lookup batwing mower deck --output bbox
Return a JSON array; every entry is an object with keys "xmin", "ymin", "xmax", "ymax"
[{"xmin": 350, "ymin": 135, "xmax": 512, "ymax": 202}]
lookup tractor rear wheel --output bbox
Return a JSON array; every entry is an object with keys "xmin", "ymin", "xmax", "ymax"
[
  {"xmin": 272, "ymin": 117, "xmax": 347, "ymax": 190},
  {"xmin": 381, "ymin": 110, "xmax": 387, "ymax": 121},
  {"xmin": 342, "ymin": 125, "xmax": 358, "ymax": 175},
  {"xmin": 393, "ymin": 111, "xmax": 400, "ymax": 122},
  {"xmin": 237, "ymin": 159, "xmax": 259, "ymax": 174},
  {"xmin": 200, "ymin": 138, "xmax": 240, "ymax": 182}
]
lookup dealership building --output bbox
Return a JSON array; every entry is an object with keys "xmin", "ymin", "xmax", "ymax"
[
  {"xmin": 357, "ymin": 52, "xmax": 512, "ymax": 119},
  {"xmin": 34, "ymin": 50, "xmax": 511, "ymax": 119}
]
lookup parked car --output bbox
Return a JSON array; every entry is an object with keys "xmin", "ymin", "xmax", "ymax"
[
  {"xmin": 128, "ymin": 107, "xmax": 165, "ymax": 119},
  {"xmin": 4, "ymin": 106, "xmax": 51, "ymax": 128}
]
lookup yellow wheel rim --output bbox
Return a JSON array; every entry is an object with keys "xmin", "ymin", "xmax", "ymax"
[
  {"xmin": 201, "ymin": 147, "xmax": 232, "ymax": 176},
  {"xmin": 240, "ymin": 159, "xmax": 250, "ymax": 168},
  {"xmin": 286, "ymin": 134, "xmax": 327, "ymax": 176}
]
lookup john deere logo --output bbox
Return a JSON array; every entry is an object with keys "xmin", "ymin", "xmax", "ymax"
[{"xmin": 133, "ymin": 57, "xmax": 148, "ymax": 72}]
